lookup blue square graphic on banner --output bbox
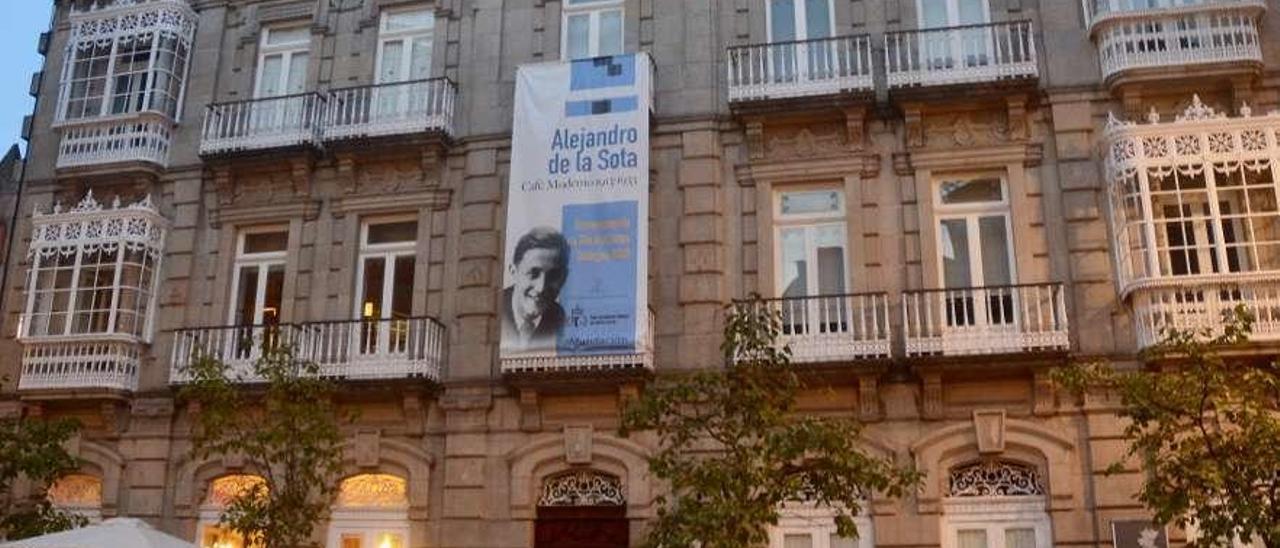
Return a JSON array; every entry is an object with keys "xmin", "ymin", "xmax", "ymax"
[
  {"xmin": 556, "ymin": 201, "xmax": 639, "ymax": 355},
  {"xmin": 570, "ymin": 54, "xmax": 636, "ymax": 90}
]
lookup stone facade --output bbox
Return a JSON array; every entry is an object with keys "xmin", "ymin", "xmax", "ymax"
[{"xmin": 2, "ymin": 0, "xmax": 1279, "ymax": 547}]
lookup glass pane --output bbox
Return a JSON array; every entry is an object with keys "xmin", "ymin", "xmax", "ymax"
[
  {"xmin": 361, "ymin": 257, "xmax": 387, "ymax": 320},
  {"xmin": 410, "ymin": 37, "xmax": 433, "ymax": 79},
  {"xmin": 341, "ymin": 534, "xmax": 362, "ymax": 548},
  {"xmin": 1006, "ymin": 528, "xmax": 1037, "ymax": 548},
  {"xmin": 815, "ymin": 225, "xmax": 847, "ymax": 295},
  {"xmin": 391, "ymin": 256, "xmax": 416, "ymax": 318},
  {"xmin": 599, "ymin": 10, "xmax": 624, "ymax": 56},
  {"xmin": 380, "ymin": 40, "xmax": 405, "ymax": 83},
  {"xmin": 780, "ymin": 228, "xmax": 808, "ymax": 298},
  {"xmin": 286, "ymin": 53, "xmax": 309, "ymax": 94},
  {"xmin": 384, "ymin": 9, "xmax": 434, "ymax": 31},
  {"xmin": 830, "ymin": 534, "xmax": 858, "ymax": 548},
  {"xmin": 958, "ymin": 530, "xmax": 989, "ymax": 548},
  {"xmin": 368, "ymin": 221, "xmax": 419, "ymax": 245},
  {"xmin": 566, "ymin": 14, "xmax": 591, "ymax": 59},
  {"xmin": 244, "ymin": 231, "xmax": 288, "ymax": 254},
  {"xmin": 234, "ymin": 266, "xmax": 259, "ymax": 326},
  {"xmin": 958, "ymin": 0, "xmax": 988, "ymax": 24},
  {"xmin": 940, "ymin": 178, "xmax": 1003, "ymax": 204},
  {"xmin": 267, "ymin": 26, "xmax": 310, "ymax": 46},
  {"xmin": 978, "ymin": 216, "xmax": 1012, "ymax": 286},
  {"xmin": 804, "ymin": 0, "xmax": 832, "ymax": 39},
  {"xmin": 941, "ymin": 219, "xmax": 972, "ymax": 288},
  {"xmin": 770, "ymin": 0, "xmax": 797, "ymax": 41},
  {"xmin": 258, "ymin": 55, "xmax": 283, "ymax": 97},
  {"xmin": 784, "ymin": 534, "xmax": 813, "ymax": 548},
  {"xmin": 781, "ymin": 190, "xmax": 842, "ymax": 216},
  {"xmin": 263, "ymin": 265, "xmax": 285, "ymax": 325},
  {"xmin": 920, "ymin": 0, "xmax": 949, "ymax": 27}
]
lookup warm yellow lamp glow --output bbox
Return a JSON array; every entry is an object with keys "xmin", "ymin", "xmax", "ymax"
[
  {"xmin": 364, "ymin": 302, "xmax": 375, "ymax": 317},
  {"xmin": 376, "ymin": 533, "xmax": 402, "ymax": 548}
]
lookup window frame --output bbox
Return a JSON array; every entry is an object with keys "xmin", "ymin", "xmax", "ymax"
[
  {"xmin": 773, "ymin": 186, "xmax": 851, "ymax": 299},
  {"xmin": 254, "ymin": 25, "xmax": 312, "ymax": 99},
  {"xmin": 932, "ymin": 174, "xmax": 1018, "ymax": 290},
  {"xmin": 325, "ymin": 473, "xmax": 412, "ymax": 548},
  {"xmin": 769, "ymin": 502, "xmax": 874, "ymax": 548},
  {"xmin": 765, "ymin": 0, "xmax": 837, "ymax": 43},
  {"xmin": 561, "ymin": 0, "xmax": 626, "ymax": 60},
  {"xmin": 940, "ymin": 499, "xmax": 1052, "ymax": 548},
  {"xmin": 915, "ymin": 0, "xmax": 992, "ymax": 28},
  {"xmin": 228, "ymin": 226, "xmax": 289, "ymax": 327},
  {"xmin": 354, "ymin": 215, "xmax": 419, "ymax": 322},
  {"xmin": 376, "ymin": 6, "xmax": 436, "ymax": 84}
]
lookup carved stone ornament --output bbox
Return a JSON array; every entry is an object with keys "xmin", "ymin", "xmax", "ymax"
[
  {"xmin": 947, "ymin": 460, "xmax": 1045, "ymax": 497},
  {"xmin": 538, "ymin": 471, "xmax": 625, "ymax": 507},
  {"xmin": 47, "ymin": 474, "xmax": 103, "ymax": 508},
  {"xmin": 924, "ymin": 113, "xmax": 1011, "ymax": 149},
  {"xmin": 973, "ymin": 410, "xmax": 1006, "ymax": 454},
  {"xmin": 336, "ymin": 474, "xmax": 409, "ymax": 508},
  {"xmin": 564, "ymin": 425, "xmax": 594, "ymax": 465},
  {"xmin": 205, "ymin": 475, "xmax": 267, "ymax": 508},
  {"xmin": 766, "ymin": 127, "xmax": 846, "ymax": 160}
]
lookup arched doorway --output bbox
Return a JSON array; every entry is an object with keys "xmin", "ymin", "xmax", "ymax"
[{"xmin": 535, "ymin": 470, "xmax": 629, "ymax": 548}]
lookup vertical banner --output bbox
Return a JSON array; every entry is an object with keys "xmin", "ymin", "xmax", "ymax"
[{"xmin": 500, "ymin": 54, "xmax": 651, "ymax": 362}]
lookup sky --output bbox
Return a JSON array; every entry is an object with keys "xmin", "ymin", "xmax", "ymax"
[{"xmin": 0, "ymin": 2, "xmax": 53, "ymax": 155}]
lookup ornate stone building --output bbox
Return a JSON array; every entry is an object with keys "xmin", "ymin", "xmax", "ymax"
[{"xmin": 0, "ymin": 0, "xmax": 1277, "ymax": 547}]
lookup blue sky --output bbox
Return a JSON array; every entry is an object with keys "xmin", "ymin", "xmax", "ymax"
[{"xmin": 0, "ymin": 2, "xmax": 53, "ymax": 154}]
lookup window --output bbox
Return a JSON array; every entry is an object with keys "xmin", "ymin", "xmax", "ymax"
[
  {"xmin": 355, "ymin": 219, "xmax": 418, "ymax": 356},
  {"xmin": 199, "ymin": 475, "xmax": 267, "ymax": 548},
  {"xmin": 58, "ymin": 2, "xmax": 195, "ymax": 121},
  {"xmin": 378, "ymin": 8, "xmax": 434, "ymax": 84},
  {"xmin": 230, "ymin": 228, "xmax": 288, "ymax": 328},
  {"xmin": 770, "ymin": 503, "xmax": 873, "ymax": 548},
  {"xmin": 934, "ymin": 176, "xmax": 1017, "ymax": 331},
  {"xmin": 766, "ymin": 0, "xmax": 836, "ymax": 84},
  {"xmin": 775, "ymin": 188, "xmax": 849, "ymax": 335},
  {"xmin": 21, "ymin": 194, "xmax": 165, "ymax": 342},
  {"xmin": 916, "ymin": 0, "xmax": 991, "ymax": 71},
  {"xmin": 255, "ymin": 26, "xmax": 310, "ymax": 98},
  {"xmin": 48, "ymin": 474, "xmax": 104, "ymax": 523},
  {"xmin": 941, "ymin": 461, "xmax": 1051, "ymax": 548},
  {"xmin": 326, "ymin": 474, "xmax": 410, "ymax": 548},
  {"xmin": 562, "ymin": 0, "xmax": 624, "ymax": 60}
]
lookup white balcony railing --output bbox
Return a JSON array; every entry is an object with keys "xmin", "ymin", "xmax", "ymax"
[
  {"xmin": 1131, "ymin": 278, "xmax": 1280, "ymax": 350},
  {"xmin": 305, "ymin": 317, "xmax": 445, "ymax": 380},
  {"xmin": 1092, "ymin": 2, "xmax": 1264, "ymax": 83},
  {"xmin": 902, "ymin": 283, "xmax": 1069, "ymax": 357},
  {"xmin": 200, "ymin": 93, "xmax": 326, "ymax": 155},
  {"xmin": 325, "ymin": 78, "xmax": 456, "ymax": 141},
  {"xmin": 501, "ymin": 311, "xmax": 655, "ymax": 373},
  {"xmin": 760, "ymin": 293, "xmax": 891, "ymax": 363},
  {"xmin": 726, "ymin": 35, "xmax": 874, "ymax": 102},
  {"xmin": 885, "ymin": 20, "xmax": 1038, "ymax": 89},
  {"xmin": 170, "ymin": 319, "xmax": 446, "ymax": 383},
  {"xmin": 18, "ymin": 339, "xmax": 141, "ymax": 392},
  {"xmin": 55, "ymin": 116, "xmax": 173, "ymax": 170}
]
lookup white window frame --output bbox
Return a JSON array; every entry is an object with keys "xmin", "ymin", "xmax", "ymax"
[
  {"xmin": 765, "ymin": 0, "xmax": 837, "ymax": 42},
  {"xmin": 254, "ymin": 25, "xmax": 312, "ymax": 99},
  {"xmin": 774, "ymin": 186, "xmax": 850, "ymax": 299},
  {"xmin": 228, "ymin": 227, "xmax": 289, "ymax": 326},
  {"xmin": 933, "ymin": 175, "xmax": 1017, "ymax": 290},
  {"xmin": 769, "ymin": 503, "xmax": 874, "ymax": 548},
  {"xmin": 354, "ymin": 216, "xmax": 418, "ymax": 321},
  {"xmin": 376, "ymin": 6, "xmax": 435, "ymax": 84},
  {"xmin": 940, "ymin": 497, "xmax": 1052, "ymax": 548},
  {"xmin": 325, "ymin": 474, "xmax": 412, "ymax": 548},
  {"xmin": 915, "ymin": 0, "xmax": 992, "ymax": 28},
  {"xmin": 561, "ymin": 0, "xmax": 625, "ymax": 60}
]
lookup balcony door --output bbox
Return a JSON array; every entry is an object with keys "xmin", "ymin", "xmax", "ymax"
[
  {"xmin": 917, "ymin": 0, "xmax": 990, "ymax": 72},
  {"xmin": 374, "ymin": 8, "xmax": 434, "ymax": 123},
  {"xmin": 229, "ymin": 229, "xmax": 289, "ymax": 361},
  {"xmin": 767, "ymin": 0, "xmax": 836, "ymax": 84},
  {"xmin": 354, "ymin": 220, "xmax": 418, "ymax": 360},
  {"xmin": 776, "ymin": 189, "xmax": 849, "ymax": 337},
  {"xmin": 935, "ymin": 177, "xmax": 1018, "ymax": 351},
  {"xmin": 253, "ymin": 26, "xmax": 310, "ymax": 135}
]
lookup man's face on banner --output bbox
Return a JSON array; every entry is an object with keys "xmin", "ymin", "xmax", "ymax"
[{"xmin": 512, "ymin": 247, "xmax": 568, "ymax": 316}]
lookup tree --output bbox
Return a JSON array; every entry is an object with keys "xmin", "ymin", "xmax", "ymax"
[
  {"xmin": 621, "ymin": 297, "xmax": 920, "ymax": 548},
  {"xmin": 1055, "ymin": 308, "xmax": 1280, "ymax": 548},
  {"xmin": 180, "ymin": 345, "xmax": 349, "ymax": 548},
  {"xmin": 0, "ymin": 392, "xmax": 87, "ymax": 540}
]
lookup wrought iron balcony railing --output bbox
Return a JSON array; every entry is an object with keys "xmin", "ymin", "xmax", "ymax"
[
  {"xmin": 500, "ymin": 310, "xmax": 656, "ymax": 373},
  {"xmin": 757, "ymin": 292, "xmax": 891, "ymax": 363},
  {"xmin": 902, "ymin": 282, "xmax": 1069, "ymax": 357},
  {"xmin": 325, "ymin": 78, "xmax": 456, "ymax": 141},
  {"xmin": 199, "ymin": 92, "xmax": 326, "ymax": 155},
  {"xmin": 727, "ymin": 34, "xmax": 874, "ymax": 103},
  {"xmin": 884, "ymin": 20, "xmax": 1038, "ymax": 89}
]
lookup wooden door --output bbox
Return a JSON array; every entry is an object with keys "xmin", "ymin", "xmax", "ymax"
[{"xmin": 535, "ymin": 506, "xmax": 629, "ymax": 548}]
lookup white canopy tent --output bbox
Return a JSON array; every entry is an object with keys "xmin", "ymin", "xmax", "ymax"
[{"xmin": 0, "ymin": 518, "xmax": 194, "ymax": 548}]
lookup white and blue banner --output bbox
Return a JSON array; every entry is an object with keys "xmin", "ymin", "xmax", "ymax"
[{"xmin": 500, "ymin": 53, "xmax": 652, "ymax": 361}]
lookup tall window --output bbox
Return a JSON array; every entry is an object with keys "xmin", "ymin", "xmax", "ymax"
[
  {"xmin": 378, "ymin": 8, "xmax": 434, "ymax": 84},
  {"xmin": 326, "ymin": 474, "xmax": 410, "ymax": 548},
  {"xmin": 775, "ymin": 188, "xmax": 848, "ymax": 335},
  {"xmin": 199, "ymin": 475, "xmax": 267, "ymax": 548},
  {"xmin": 562, "ymin": 0, "xmax": 624, "ymax": 60},
  {"xmin": 916, "ymin": 0, "xmax": 990, "ymax": 71},
  {"xmin": 58, "ymin": 1, "xmax": 196, "ymax": 121},
  {"xmin": 255, "ymin": 26, "xmax": 310, "ymax": 99},
  {"xmin": 935, "ymin": 175, "xmax": 1016, "ymax": 329},
  {"xmin": 22, "ymin": 194, "xmax": 165, "ymax": 341},
  {"xmin": 770, "ymin": 503, "xmax": 873, "ymax": 548},
  {"xmin": 941, "ymin": 461, "xmax": 1051, "ymax": 548},
  {"xmin": 230, "ymin": 228, "xmax": 288, "ymax": 328},
  {"xmin": 767, "ymin": 0, "xmax": 835, "ymax": 83},
  {"xmin": 355, "ymin": 219, "xmax": 417, "ymax": 356},
  {"xmin": 48, "ymin": 474, "xmax": 104, "ymax": 523}
]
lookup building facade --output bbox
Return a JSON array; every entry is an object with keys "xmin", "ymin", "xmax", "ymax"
[{"xmin": 1, "ymin": 0, "xmax": 1278, "ymax": 547}]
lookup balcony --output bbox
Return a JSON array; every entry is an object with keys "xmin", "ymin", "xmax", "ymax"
[
  {"xmin": 1131, "ymin": 278, "xmax": 1280, "ymax": 349},
  {"xmin": 902, "ymin": 283, "xmax": 1069, "ymax": 357},
  {"xmin": 18, "ymin": 339, "xmax": 141, "ymax": 392},
  {"xmin": 500, "ymin": 311, "xmax": 655, "ymax": 374},
  {"xmin": 200, "ymin": 93, "xmax": 326, "ymax": 156},
  {"xmin": 884, "ymin": 20, "xmax": 1038, "ymax": 90},
  {"xmin": 325, "ymin": 78, "xmax": 456, "ymax": 141},
  {"xmin": 1088, "ymin": 0, "xmax": 1265, "ymax": 86},
  {"xmin": 55, "ymin": 115, "xmax": 173, "ymax": 171},
  {"xmin": 726, "ymin": 35, "xmax": 874, "ymax": 104},
  {"xmin": 760, "ymin": 293, "xmax": 891, "ymax": 364},
  {"xmin": 170, "ymin": 317, "xmax": 445, "ymax": 383}
]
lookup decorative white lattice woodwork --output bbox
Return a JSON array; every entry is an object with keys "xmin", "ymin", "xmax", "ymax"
[
  {"xmin": 335, "ymin": 474, "xmax": 409, "ymax": 509},
  {"xmin": 204, "ymin": 475, "xmax": 267, "ymax": 508},
  {"xmin": 538, "ymin": 471, "xmax": 626, "ymax": 507}
]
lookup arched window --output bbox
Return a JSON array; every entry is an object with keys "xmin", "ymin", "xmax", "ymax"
[
  {"xmin": 535, "ymin": 470, "xmax": 628, "ymax": 548},
  {"xmin": 941, "ymin": 460, "xmax": 1051, "ymax": 548},
  {"xmin": 47, "ymin": 473, "xmax": 103, "ymax": 522},
  {"xmin": 325, "ymin": 474, "xmax": 409, "ymax": 548},
  {"xmin": 769, "ymin": 501, "xmax": 874, "ymax": 548},
  {"xmin": 198, "ymin": 474, "xmax": 267, "ymax": 548}
]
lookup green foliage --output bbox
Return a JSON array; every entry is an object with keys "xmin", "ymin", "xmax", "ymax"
[
  {"xmin": 621, "ymin": 296, "xmax": 921, "ymax": 548},
  {"xmin": 0, "ymin": 396, "xmax": 85, "ymax": 540},
  {"xmin": 1054, "ymin": 306, "xmax": 1280, "ymax": 548},
  {"xmin": 179, "ymin": 345, "xmax": 348, "ymax": 548}
]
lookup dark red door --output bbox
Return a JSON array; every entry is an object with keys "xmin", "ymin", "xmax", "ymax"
[{"xmin": 534, "ymin": 505, "xmax": 629, "ymax": 548}]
